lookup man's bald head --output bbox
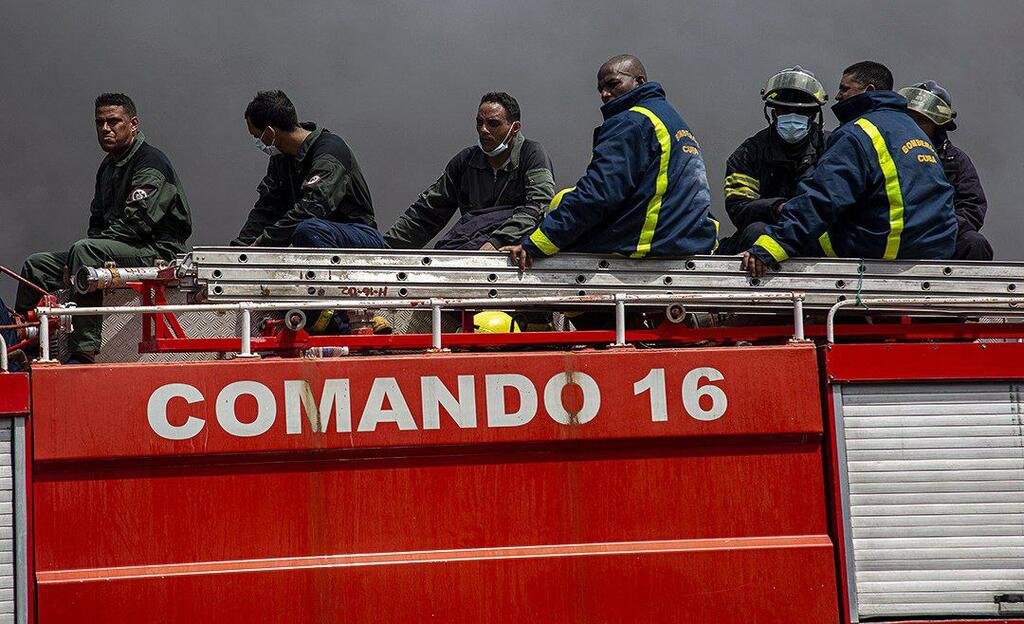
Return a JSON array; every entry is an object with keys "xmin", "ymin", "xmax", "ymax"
[
  {"xmin": 600, "ymin": 54, "xmax": 647, "ymax": 79},
  {"xmin": 597, "ymin": 54, "xmax": 648, "ymax": 103}
]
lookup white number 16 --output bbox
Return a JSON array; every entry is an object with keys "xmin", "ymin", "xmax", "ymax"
[{"xmin": 633, "ymin": 367, "xmax": 728, "ymax": 422}]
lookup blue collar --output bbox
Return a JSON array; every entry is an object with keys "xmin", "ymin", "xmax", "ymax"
[
  {"xmin": 600, "ymin": 82, "xmax": 667, "ymax": 119},
  {"xmin": 831, "ymin": 90, "xmax": 908, "ymax": 124}
]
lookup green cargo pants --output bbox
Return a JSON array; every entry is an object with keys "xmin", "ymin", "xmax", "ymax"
[{"xmin": 16, "ymin": 238, "xmax": 157, "ymax": 354}]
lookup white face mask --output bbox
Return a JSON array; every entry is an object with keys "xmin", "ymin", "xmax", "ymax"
[
  {"xmin": 254, "ymin": 128, "xmax": 281, "ymax": 156},
  {"xmin": 479, "ymin": 123, "xmax": 518, "ymax": 157}
]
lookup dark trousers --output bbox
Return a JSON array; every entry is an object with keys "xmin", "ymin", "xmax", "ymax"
[
  {"xmin": 954, "ymin": 229, "xmax": 994, "ymax": 261},
  {"xmin": 16, "ymin": 238, "xmax": 157, "ymax": 353},
  {"xmin": 292, "ymin": 219, "xmax": 388, "ymax": 249}
]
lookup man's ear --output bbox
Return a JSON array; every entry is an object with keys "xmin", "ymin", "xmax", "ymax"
[
  {"xmin": 129, "ymin": 116, "xmax": 140, "ymax": 132},
  {"xmin": 865, "ymin": 83, "xmax": 876, "ymax": 92},
  {"xmin": 636, "ymin": 75, "xmax": 647, "ymax": 86}
]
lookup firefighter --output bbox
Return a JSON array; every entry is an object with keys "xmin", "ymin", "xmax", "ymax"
[
  {"xmin": 385, "ymin": 92, "xmax": 555, "ymax": 251},
  {"xmin": 232, "ymin": 90, "xmax": 385, "ymax": 250},
  {"xmin": 15, "ymin": 93, "xmax": 192, "ymax": 363},
  {"xmin": 717, "ymin": 67, "xmax": 830, "ymax": 255},
  {"xmin": 502, "ymin": 54, "xmax": 719, "ymax": 270},
  {"xmin": 742, "ymin": 61, "xmax": 956, "ymax": 276},
  {"xmin": 899, "ymin": 81, "xmax": 993, "ymax": 260}
]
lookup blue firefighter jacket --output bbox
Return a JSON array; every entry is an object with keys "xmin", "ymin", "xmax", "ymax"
[
  {"xmin": 750, "ymin": 90, "xmax": 956, "ymax": 264},
  {"xmin": 523, "ymin": 82, "xmax": 719, "ymax": 258}
]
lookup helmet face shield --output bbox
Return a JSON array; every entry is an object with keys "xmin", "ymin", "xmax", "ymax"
[
  {"xmin": 899, "ymin": 86, "xmax": 956, "ymax": 126},
  {"xmin": 762, "ymin": 70, "xmax": 828, "ymax": 108}
]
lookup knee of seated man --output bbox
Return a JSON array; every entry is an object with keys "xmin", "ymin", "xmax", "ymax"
[
  {"xmin": 66, "ymin": 238, "xmax": 110, "ymax": 268},
  {"xmin": 22, "ymin": 251, "xmax": 54, "ymax": 272},
  {"xmin": 291, "ymin": 219, "xmax": 330, "ymax": 247},
  {"xmin": 959, "ymin": 230, "xmax": 994, "ymax": 260}
]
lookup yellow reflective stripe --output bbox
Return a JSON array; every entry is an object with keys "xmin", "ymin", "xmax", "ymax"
[
  {"xmin": 725, "ymin": 173, "xmax": 761, "ymax": 191},
  {"xmin": 310, "ymin": 310, "xmax": 334, "ymax": 332},
  {"xmin": 628, "ymin": 105, "xmax": 671, "ymax": 258},
  {"xmin": 855, "ymin": 118, "xmax": 904, "ymax": 259},
  {"xmin": 710, "ymin": 217, "xmax": 720, "ymax": 253},
  {"xmin": 548, "ymin": 186, "xmax": 575, "ymax": 212},
  {"xmin": 725, "ymin": 187, "xmax": 760, "ymax": 200},
  {"xmin": 529, "ymin": 228, "xmax": 560, "ymax": 256},
  {"xmin": 818, "ymin": 232, "xmax": 837, "ymax": 257},
  {"xmin": 754, "ymin": 234, "xmax": 789, "ymax": 263}
]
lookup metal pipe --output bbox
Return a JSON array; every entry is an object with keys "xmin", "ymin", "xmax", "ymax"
[
  {"xmin": 826, "ymin": 296, "xmax": 1024, "ymax": 342},
  {"xmin": 430, "ymin": 300, "xmax": 442, "ymax": 350},
  {"xmin": 239, "ymin": 305, "xmax": 254, "ymax": 357},
  {"xmin": 75, "ymin": 266, "xmax": 165, "ymax": 294},
  {"xmin": 792, "ymin": 295, "xmax": 805, "ymax": 341},
  {"xmin": 0, "ymin": 333, "xmax": 7, "ymax": 372},
  {"xmin": 38, "ymin": 315, "xmax": 52, "ymax": 362},
  {"xmin": 613, "ymin": 294, "xmax": 627, "ymax": 346},
  {"xmin": 34, "ymin": 291, "xmax": 804, "ymax": 318}
]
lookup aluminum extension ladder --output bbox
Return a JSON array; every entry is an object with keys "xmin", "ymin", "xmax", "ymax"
[{"xmin": 178, "ymin": 247, "xmax": 1024, "ymax": 316}]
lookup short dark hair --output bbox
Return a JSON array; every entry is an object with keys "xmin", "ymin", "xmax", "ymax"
[
  {"xmin": 843, "ymin": 61, "xmax": 894, "ymax": 91},
  {"xmin": 480, "ymin": 92, "xmax": 521, "ymax": 123},
  {"xmin": 245, "ymin": 90, "xmax": 299, "ymax": 131},
  {"xmin": 95, "ymin": 93, "xmax": 137, "ymax": 117}
]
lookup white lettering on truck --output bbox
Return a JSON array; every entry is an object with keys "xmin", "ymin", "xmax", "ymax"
[{"xmin": 147, "ymin": 368, "xmax": 725, "ymax": 440}]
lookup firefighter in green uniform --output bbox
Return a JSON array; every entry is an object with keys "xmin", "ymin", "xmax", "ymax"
[{"xmin": 15, "ymin": 93, "xmax": 192, "ymax": 363}]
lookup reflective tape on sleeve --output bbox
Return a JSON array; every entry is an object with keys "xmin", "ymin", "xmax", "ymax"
[
  {"xmin": 529, "ymin": 228, "xmax": 560, "ymax": 256},
  {"xmin": 753, "ymin": 234, "xmax": 790, "ymax": 263}
]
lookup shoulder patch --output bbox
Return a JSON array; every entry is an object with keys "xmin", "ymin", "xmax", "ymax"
[
  {"xmin": 130, "ymin": 188, "xmax": 150, "ymax": 202},
  {"xmin": 302, "ymin": 175, "xmax": 322, "ymax": 188}
]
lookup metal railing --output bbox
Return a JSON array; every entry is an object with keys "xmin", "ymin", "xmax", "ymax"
[
  {"xmin": 825, "ymin": 296, "xmax": 1024, "ymax": 342},
  {"xmin": 34, "ymin": 291, "xmax": 808, "ymax": 361}
]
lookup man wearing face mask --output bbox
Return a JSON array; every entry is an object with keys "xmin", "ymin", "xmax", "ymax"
[
  {"xmin": 502, "ymin": 54, "xmax": 718, "ymax": 270},
  {"xmin": 385, "ymin": 92, "xmax": 555, "ymax": 251},
  {"xmin": 899, "ymin": 81, "xmax": 993, "ymax": 260},
  {"xmin": 742, "ymin": 61, "xmax": 956, "ymax": 276},
  {"xmin": 717, "ymin": 67, "xmax": 829, "ymax": 255},
  {"xmin": 16, "ymin": 93, "xmax": 192, "ymax": 363},
  {"xmin": 232, "ymin": 90, "xmax": 383, "ymax": 249}
]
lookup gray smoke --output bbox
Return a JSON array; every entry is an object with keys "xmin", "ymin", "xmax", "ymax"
[{"xmin": 3, "ymin": 0, "xmax": 1023, "ymax": 304}]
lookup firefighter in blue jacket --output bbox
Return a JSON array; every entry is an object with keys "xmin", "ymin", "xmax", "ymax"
[
  {"xmin": 502, "ymin": 55, "xmax": 719, "ymax": 269},
  {"xmin": 742, "ymin": 61, "xmax": 957, "ymax": 276}
]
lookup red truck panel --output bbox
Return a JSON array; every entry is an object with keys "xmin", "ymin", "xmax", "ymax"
[{"xmin": 30, "ymin": 345, "xmax": 838, "ymax": 622}]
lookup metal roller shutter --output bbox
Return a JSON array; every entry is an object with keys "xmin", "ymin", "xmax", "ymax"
[
  {"xmin": 834, "ymin": 382, "xmax": 1024, "ymax": 621},
  {"xmin": 0, "ymin": 419, "xmax": 13, "ymax": 624}
]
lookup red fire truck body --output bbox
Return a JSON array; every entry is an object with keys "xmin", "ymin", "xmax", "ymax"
[{"xmin": 1, "ymin": 338, "xmax": 1021, "ymax": 623}]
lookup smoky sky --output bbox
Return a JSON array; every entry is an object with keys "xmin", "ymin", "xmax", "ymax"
[{"xmin": 2, "ymin": 0, "xmax": 1023, "ymax": 303}]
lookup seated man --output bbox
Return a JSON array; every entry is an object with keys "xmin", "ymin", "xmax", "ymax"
[
  {"xmin": 718, "ymin": 66, "xmax": 830, "ymax": 255},
  {"xmin": 16, "ymin": 93, "xmax": 192, "ymax": 363},
  {"xmin": 743, "ymin": 61, "xmax": 956, "ymax": 276},
  {"xmin": 232, "ymin": 90, "xmax": 385, "ymax": 250},
  {"xmin": 385, "ymin": 92, "xmax": 555, "ymax": 251},
  {"xmin": 503, "ymin": 54, "xmax": 718, "ymax": 269},
  {"xmin": 899, "ymin": 81, "xmax": 993, "ymax": 260}
]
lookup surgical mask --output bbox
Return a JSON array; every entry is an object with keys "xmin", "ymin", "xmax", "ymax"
[
  {"xmin": 776, "ymin": 113, "xmax": 810, "ymax": 144},
  {"xmin": 254, "ymin": 129, "xmax": 281, "ymax": 156},
  {"xmin": 479, "ymin": 123, "xmax": 518, "ymax": 157}
]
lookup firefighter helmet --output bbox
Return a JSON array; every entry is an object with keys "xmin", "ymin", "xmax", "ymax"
[
  {"xmin": 899, "ymin": 81, "xmax": 957, "ymax": 130},
  {"xmin": 761, "ymin": 66, "xmax": 828, "ymax": 108},
  {"xmin": 473, "ymin": 311, "xmax": 522, "ymax": 334}
]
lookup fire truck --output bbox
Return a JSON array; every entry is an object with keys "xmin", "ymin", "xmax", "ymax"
[{"xmin": 1, "ymin": 248, "xmax": 1023, "ymax": 623}]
